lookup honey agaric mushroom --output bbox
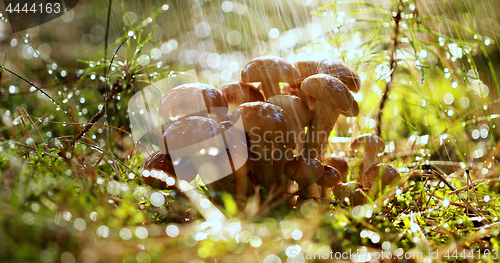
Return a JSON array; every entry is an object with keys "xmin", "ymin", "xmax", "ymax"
[
  {"xmin": 241, "ymin": 56, "xmax": 300, "ymax": 100},
  {"xmin": 159, "ymin": 83, "xmax": 228, "ymax": 120},
  {"xmin": 294, "ymin": 60, "xmax": 321, "ymax": 83},
  {"xmin": 234, "ymin": 101, "xmax": 296, "ymax": 192},
  {"xmin": 142, "ymin": 151, "xmax": 178, "ymax": 190},
  {"xmin": 360, "ymin": 163, "xmax": 401, "ymax": 197},
  {"xmin": 343, "ymin": 96, "xmax": 360, "ymax": 117},
  {"xmin": 350, "ymin": 133, "xmax": 385, "ymax": 173},
  {"xmin": 283, "ymin": 84, "xmax": 316, "ymax": 110},
  {"xmin": 324, "ymin": 156, "xmax": 349, "ymax": 182},
  {"xmin": 317, "ymin": 165, "xmax": 342, "ymax": 205},
  {"xmin": 221, "ymin": 81, "xmax": 264, "ymax": 108},
  {"xmin": 295, "ymin": 59, "xmax": 361, "ymax": 93},
  {"xmin": 267, "ymin": 94, "xmax": 312, "ymax": 131},
  {"xmin": 318, "ymin": 59, "xmax": 361, "ymax": 93},
  {"xmin": 301, "ymin": 74, "xmax": 356, "ymax": 159},
  {"xmin": 284, "ymin": 156, "xmax": 324, "ymax": 201},
  {"xmin": 162, "ymin": 116, "xmax": 234, "ymax": 192},
  {"xmin": 333, "ymin": 182, "xmax": 366, "ymax": 206}
]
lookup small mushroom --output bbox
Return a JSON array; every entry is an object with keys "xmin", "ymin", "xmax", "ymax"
[
  {"xmin": 350, "ymin": 133, "xmax": 385, "ymax": 173},
  {"xmin": 221, "ymin": 81, "xmax": 264, "ymax": 108},
  {"xmin": 333, "ymin": 182, "xmax": 366, "ymax": 206},
  {"xmin": 142, "ymin": 151, "xmax": 178, "ymax": 190},
  {"xmin": 360, "ymin": 163, "xmax": 401, "ymax": 197},
  {"xmin": 162, "ymin": 116, "xmax": 234, "ymax": 192},
  {"xmin": 301, "ymin": 74, "xmax": 356, "ymax": 159},
  {"xmin": 284, "ymin": 156, "xmax": 324, "ymax": 202},
  {"xmin": 241, "ymin": 56, "xmax": 300, "ymax": 100},
  {"xmin": 159, "ymin": 83, "xmax": 228, "ymax": 120},
  {"xmin": 234, "ymin": 101, "xmax": 296, "ymax": 192},
  {"xmin": 317, "ymin": 165, "xmax": 342, "ymax": 205},
  {"xmin": 324, "ymin": 156, "xmax": 349, "ymax": 182}
]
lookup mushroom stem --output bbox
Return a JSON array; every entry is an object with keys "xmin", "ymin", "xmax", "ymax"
[
  {"xmin": 206, "ymin": 174, "xmax": 236, "ymax": 194},
  {"xmin": 285, "ymin": 181, "xmax": 299, "ymax": 207},
  {"xmin": 305, "ymin": 100, "xmax": 340, "ymax": 159},
  {"xmin": 272, "ymin": 142, "xmax": 294, "ymax": 187},
  {"xmin": 235, "ymin": 170, "xmax": 254, "ymax": 207},
  {"xmin": 321, "ymin": 187, "xmax": 332, "ymax": 205},
  {"xmin": 298, "ymin": 184, "xmax": 321, "ymax": 201},
  {"xmin": 363, "ymin": 150, "xmax": 379, "ymax": 173},
  {"xmin": 250, "ymin": 139, "xmax": 276, "ymax": 192},
  {"xmin": 297, "ymin": 128, "xmax": 307, "ymax": 154},
  {"xmin": 235, "ymin": 172, "xmax": 247, "ymax": 197}
]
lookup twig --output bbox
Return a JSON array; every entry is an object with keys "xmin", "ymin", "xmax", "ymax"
[
  {"xmin": 0, "ymin": 52, "xmax": 7, "ymax": 85},
  {"xmin": 375, "ymin": 7, "xmax": 401, "ymax": 136},
  {"xmin": 104, "ymin": 0, "xmax": 113, "ymax": 61},
  {"xmin": 426, "ymin": 193, "xmax": 467, "ymax": 208},
  {"xmin": 71, "ymin": 76, "xmax": 134, "ymax": 146},
  {"xmin": 13, "ymin": 142, "xmax": 59, "ymax": 159},
  {"xmin": 16, "ymin": 108, "xmax": 29, "ymax": 145},
  {"xmin": 0, "ymin": 65, "xmax": 77, "ymax": 123},
  {"xmin": 21, "ymin": 108, "xmax": 50, "ymax": 152},
  {"xmin": 429, "ymin": 168, "xmax": 490, "ymax": 224}
]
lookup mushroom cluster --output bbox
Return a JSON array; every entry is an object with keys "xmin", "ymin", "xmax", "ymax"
[{"xmin": 140, "ymin": 55, "xmax": 369, "ymax": 206}]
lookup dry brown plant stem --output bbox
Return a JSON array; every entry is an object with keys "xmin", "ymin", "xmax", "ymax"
[
  {"xmin": 72, "ymin": 76, "xmax": 134, "ymax": 146},
  {"xmin": 375, "ymin": 8, "xmax": 401, "ymax": 136}
]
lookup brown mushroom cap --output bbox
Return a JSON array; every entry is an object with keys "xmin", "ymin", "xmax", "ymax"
[
  {"xmin": 319, "ymin": 59, "xmax": 361, "ymax": 93},
  {"xmin": 333, "ymin": 182, "xmax": 357, "ymax": 200},
  {"xmin": 324, "ymin": 156, "xmax": 349, "ymax": 180},
  {"xmin": 360, "ymin": 163, "xmax": 401, "ymax": 190},
  {"xmin": 143, "ymin": 151, "xmax": 176, "ymax": 190},
  {"xmin": 295, "ymin": 60, "xmax": 321, "ymax": 82},
  {"xmin": 284, "ymin": 156, "xmax": 324, "ymax": 185},
  {"xmin": 241, "ymin": 56, "xmax": 299, "ymax": 84},
  {"xmin": 333, "ymin": 182, "xmax": 366, "ymax": 206},
  {"xmin": 233, "ymin": 101, "xmax": 296, "ymax": 147},
  {"xmin": 350, "ymin": 188, "xmax": 367, "ymax": 206},
  {"xmin": 300, "ymin": 74, "xmax": 354, "ymax": 114},
  {"xmin": 295, "ymin": 59, "xmax": 361, "ymax": 93},
  {"xmin": 162, "ymin": 116, "xmax": 226, "ymax": 155},
  {"xmin": 241, "ymin": 56, "xmax": 300, "ymax": 99},
  {"xmin": 317, "ymin": 165, "xmax": 342, "ymax": 188},
  {"xmin": 342, "ymin": 96, "xmax": 359, "ymax": 117},
  {"xmin": 282, "ymin": 83, "xmax": 316, "ymax": 110},
  {"xmin": 159, "ymin": 83, "xmax": 228, "ymax": 119},
  {"xmin": 350, "ymin": 133, "xmax": 385, "ymax": 153},
  {"xmin": 267, "ymin": 94, "xmax": 312, "ymax": 128},
  {"xmin": 221, "ymin": 81, "xmax": 264, "ymax": 108}
]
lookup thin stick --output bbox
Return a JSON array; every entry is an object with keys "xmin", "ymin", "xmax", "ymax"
[
  {"xmin": 71, "ymin": 77, "xmax": 134, "ymax": 145},
  {"xmin": 0, "ymin": 66, "xmax": 77, "ymax": 123},
  {"xmin": 429, "ymin": 169, "xmax": 490, "ymax": 224},
  {"xmin": 16, "ymin": 108, "xmax": 29, "ymax": 144},
  {"xmin": 21, "ymin": 108, "xmax": 50, "ymax": 152},
  {"xmin": 0, "ymin": 52, "xmax": 6, "ymax": 85},
  {"xmin": 375, "ymin": 8, "xmax": 401, "ymax": 136},
  {"xmin": 467, "ymin": 169, "xmax": 484, "ymax": 216}
]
